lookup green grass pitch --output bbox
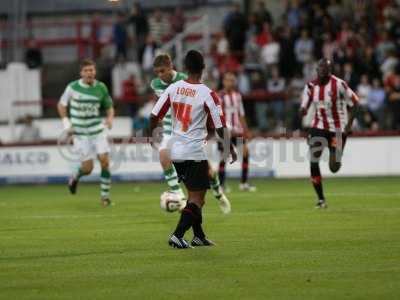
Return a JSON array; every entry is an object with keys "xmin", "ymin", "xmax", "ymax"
[{"xmin": 0, "ymin": 177, "xmax": 399, "ymax": 300}]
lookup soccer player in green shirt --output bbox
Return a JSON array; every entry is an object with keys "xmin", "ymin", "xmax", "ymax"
[
  {"xmin": 57, "ymin": 59, "xmax": 114, "ymax": 207},
  {"xmin": 150, "ymin": 54, "xmax": 231, "ymax": 213}
]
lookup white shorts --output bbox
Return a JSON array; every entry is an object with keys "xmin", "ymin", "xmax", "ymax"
[
  {"xmin": 159, "ymin": 134, "xmax": 172, "ymax": 151},
  {"xmin": 73, "ymin": 132, "xmax": 110, "ymax": 162}
]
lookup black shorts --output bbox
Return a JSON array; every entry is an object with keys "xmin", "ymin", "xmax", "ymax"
[
  {"xmin": 308, "ymin": 128, "xmax": 347, "ymax": 151},
  {"xmin": 173, "ymin": 160, "xmax": 210, "ymax": 191}
]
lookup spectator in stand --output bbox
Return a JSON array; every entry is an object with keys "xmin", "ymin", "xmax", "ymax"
[
  {"xmin": 247, "ymin": 13, "xmax": 259, "ymax": 38},
  {"xmin": 387, "ymin": 74, "xmax": 400, "ymax": 129},
  {"xmin": 277, "ymin": 24, "xmax": 296, "ymax": 78},
  {"xmin": 244, "ymin": 32, "xmax": 261, "ymax": 70},
  {"xmin": 343, "ymin": 63, "xmax": 359, "ymax": 90},
  {"xmin": 355, "ymin": 74, "xmax": 372, "ymax": 130},
  {"xmin": 380, "ymin": 49, "xmax": 399, "ymax": 78},
  {"xmin": 367, "ymin": 78, "xmax": 387, "ymax": 130},
  {"xmin": 121, "ymin": 74, "xmax": 140, "ymax": 134},
  {"xmin": 237, "ymin": 66, "xmax": 251, "ymax": 95},
  {"xmin": 254, "ymin": 0, "xmax": 273, "ymax": 29},
  {"xmin": 322, "ymin": 32, "xmax": 338, "ymax": 61},
  {"xmin": 375, "ymin": 29, "xmax": 396, "ymax": 64},
  {"xmin": 139, "ymin": 35, "xmax": 159, "ymax": 81},
  {"xmin": 261, "ymin": 32, "xmax": 280, "ymax": 73},
  {"xmin": 170, "ymin": 7, "xmax": 185, "ymax": 34},
  {"xmin": 149, "ymin": 8, "xmax": 170, "ymax": 45},
  {"xmin": 129, "ymin": 2, "xmax": 149, "ymax": 61},
  {"xmin": 288, "ymin": 70, "xmax": 305, "ymax": 131},
  {"xmin": 19, "ymin": 115, "xmax": 41, "ymax": 143},
  {"xmin": 336, "ymin": 20, "xmax": 353, "ymax": 47},
  {"xmin": 327, "ymin": 0, "xmax": 344, "ymax": 28},
  {"xmin": 255, "ymin": 22, "xmax": 272, "ymax": 47},
  {"xmin": 25, "ymin": 39, "xmax": 42, "ymax": 69},
  {"xmin": 294, "ymin": 29, "xmax": 314, "ymax": 72},
  {"xmin": 285, "ymin": 0, "xmax": 302, "ymax": 30},
  {"xmin": 267, "ymin": 66, "xmax": 286, "ymax": 132},
  {"xmin": 389, "ymin": 7, "xmax": 400, "ymax": 46},
  {"xmin": 113, "ymin": 12, "xmax": 128, "ymax": 61},
  {"xmin": 216, "ymin": 32, "xmax": 229, "ymax": 57},
  {"xmin": 252, "ymin": 71, "xmax": 268, "ymax": 132},
  {"xmin": 360, "ymin": 45, "xmax": 381, "ymax": 79},
  {"xmin": 218, "ymin": 50, "xmax": 241, "ymax": 74},
  {"xmin": 223, "ymin": 3, "xmax": 248, "ymax": 57}
]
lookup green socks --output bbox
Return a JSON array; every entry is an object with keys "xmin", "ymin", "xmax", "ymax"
[{"xmin": 100, "ymin": 169, "xmax": 111, "ymax": 199}]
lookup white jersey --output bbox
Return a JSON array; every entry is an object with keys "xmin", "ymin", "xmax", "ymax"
[
  {"xmin": 301, "ymin": 75, "xmax": 359, "ymax": 132},
  {"xmin": 219, "ymin": 90, "xmax": 245, "ymax": 135},
  {"xmin": 151, "ymin": 79, "xmax": 226, "ymax": 160}
]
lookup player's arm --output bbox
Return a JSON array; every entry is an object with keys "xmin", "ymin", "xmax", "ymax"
[
  {"xmin": 104, "ymin": 107, "xmax": 115, "ymax": 129},
  {"xmin": 238, "ymin": 94, "xmax": 251, "ymax": 138},
  {"xmin": 149, "ymin": 88, "xmax": 171, "ymax": 146},
  {"xmin": 343, "ymin": 82, "xmax": 360, "ymax": 135},
  {"xmin": 58, "ymin": 85, "xmax": 73, "ymax": 132},
  {"xmin": 299, "ymin": 83, "xmax": 312, "ymax": 118},
  {"xmin": 101, "ymin": 83, "xmax": 115, "ymax": 129},
  {"xmin": 206, "ymin": 91, "xmax": 237, "ymax": 164}
]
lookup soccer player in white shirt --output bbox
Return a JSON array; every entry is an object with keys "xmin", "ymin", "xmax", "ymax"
[
  {"xmin": 149, "ymin": 50, "xmax": 237, "ymax": 249},
  {"xmin": 300, "ymin": 58, "xmax": 359, "ymax": 208}
]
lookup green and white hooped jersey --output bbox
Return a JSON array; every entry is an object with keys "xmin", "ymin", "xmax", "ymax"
[
  {"xmin": 59, "ymin": 79, "xmax": 113, "ymax": 136},
  {"xmin": 150, "ymin": 71, "xmax": 187, "ymax": 135}
]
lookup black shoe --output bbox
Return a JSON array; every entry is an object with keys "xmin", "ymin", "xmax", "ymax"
[
  {"xmin": 191, "ymin": 236, "xmax": 215, "ymax": 247},
  {"xmin": 168, "ymin": 235, "xmax": 192, "ymax": 249},
  {"xmin": 68, "ymin": 177, "xmax": 78, "ymax": 194},
  {"xmin": 315, "ymin": 199, "xmax": 328, "ymax": 209}
]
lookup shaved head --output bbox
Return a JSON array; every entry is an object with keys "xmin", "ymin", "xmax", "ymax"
[{"xmin": 317, "ymin": 58, "xmax": 332, "ymax": 83}]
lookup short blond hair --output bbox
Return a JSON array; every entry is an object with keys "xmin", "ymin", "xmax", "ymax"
[
  {"xmin": 80, "ymin": 58, "xmax": 96, "ymax": 70},
  {"xmin": 153, "ymin": 54, "xmax": 172, "ymax": 68}
]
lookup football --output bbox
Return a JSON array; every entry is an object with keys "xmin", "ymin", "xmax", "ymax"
[{"xmin": 160, "ymin": 191, "xmax": 183, "ymax": 212}]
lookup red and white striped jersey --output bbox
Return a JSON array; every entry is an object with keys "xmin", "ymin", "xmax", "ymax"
[
  {"xmin": 218, "ymin": 90, "xmax": 245, "ymax": 135},
  {"xmin": 301, "ymin": 75, "xmax": 359, "ymax": 132},
  {"xmin": 151, "ymin": 79, "xmax": 226, "ymax": 160}
]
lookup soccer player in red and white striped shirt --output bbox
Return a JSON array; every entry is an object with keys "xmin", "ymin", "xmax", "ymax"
[
  {"xmin": 300, "ymin": 58, "xmax": 359, "ymax": 208},
  {"xmin": 218, "ymin": 72, "xmax": 256, "ymax": 192}
]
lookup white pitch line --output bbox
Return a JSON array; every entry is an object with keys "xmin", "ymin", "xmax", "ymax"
[{"xmin": 230, "ymin": 192, "xmax": 400, "ymax": 198}]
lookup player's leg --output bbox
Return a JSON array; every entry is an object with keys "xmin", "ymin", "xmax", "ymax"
[
  {"xmin": 328, "ymin": 132, "xmax": 347, "ymax": 173},
  {"xmin": 169, "ymin": 161, "xmax": 213, "ymax": 249},
  {"xmin": 238, "ymin": 139, "xmax": 256, "ymax": 192},
  {"xmin": 159, "ymin": 136, "xmax": 186, "ymax": 201},
  {"xmin": 159, "ymin": 149, "xmax": 185, "ymax": 200},
  {"xmin": 98, "ymin": 153, "xmax": 112, "ymax": 207},
  {"xmin": 95, "ymin": 133, "xmax": 112, "ymax": 207},
  {"xmin": 68, "ymin": 137, "xmax": 94, "ymax": 194},
  {"xmin": 217, "ymin": 140, "xmax": 227, "ymax": 188},
  {"xmin": 208, "ymin": 162, "xmax": 231, "ymax": 214},
  {"xmin": 308, "ymin": 129, "xmax": 327, "ymax": 208}
]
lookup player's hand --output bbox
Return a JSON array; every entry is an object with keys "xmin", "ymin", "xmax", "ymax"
[
  {"xmin": 104, "ymin": 118, "xmax": 113, "ymax": 129},
  {"xmin": 230, "ymin": 146, "xmax": 237, "ymax": 164},
  {"xmin": 344, "ymin": 124, "xmax": 352, "ymax": 136},
  {"xmin": 299, "ymin": 107, "xmax": 307, "ymax": 116},
  {"xmin": 244, "ymin": 128, "xmax": 253, "ymax": 140}
]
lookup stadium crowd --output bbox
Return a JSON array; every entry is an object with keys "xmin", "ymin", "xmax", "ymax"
[
  {"xmin": 14, "ymin": 0, "xmax": 399, "ymax": 138},
  {"xmin": 109, "ymin": 0, "xmax": 400, "ymax": 134},
  {"xmin": 216, "ymin": 0, "xmax": 400, "ymax": 133}
]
